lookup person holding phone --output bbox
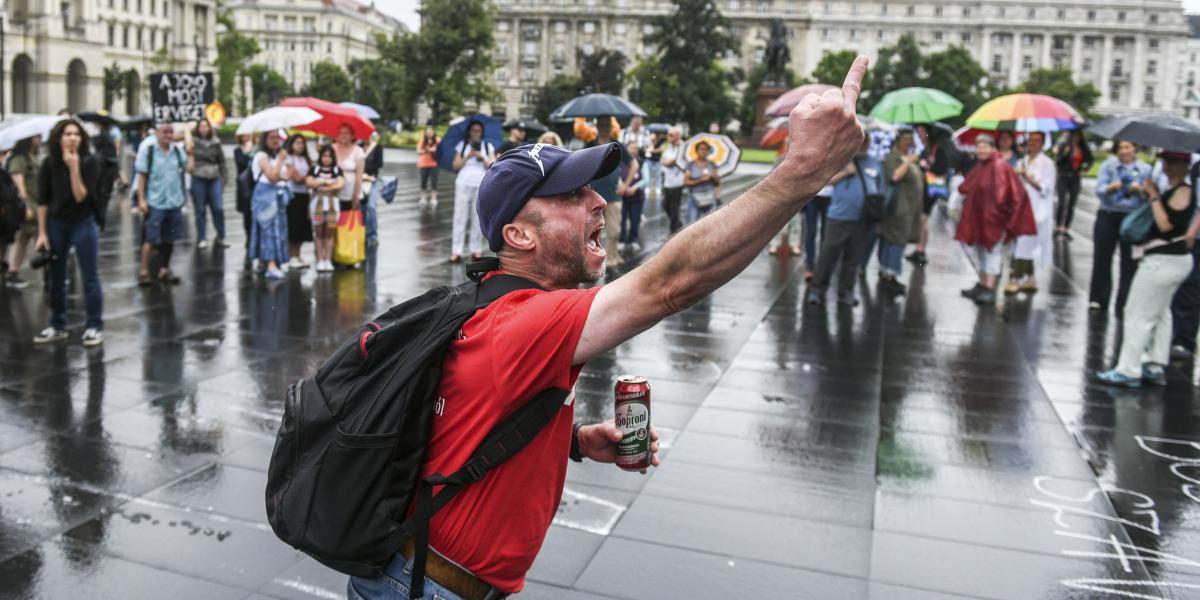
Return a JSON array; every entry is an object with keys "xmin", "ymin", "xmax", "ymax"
[{"xmin": 449, "ymin": 120, "xmax": 495, "ymax": 262}]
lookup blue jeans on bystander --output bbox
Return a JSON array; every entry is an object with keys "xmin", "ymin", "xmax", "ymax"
[
  {"xmin": 191, "ymin": 176, "xmax": 225, "ymax": 242},
  {"xmin": 47, "ymin": 216, "xmax": 103, "ymax": 331},
  {"xmin": 347, "ymin": 553, "xmax": 467, "ymax": 600}
]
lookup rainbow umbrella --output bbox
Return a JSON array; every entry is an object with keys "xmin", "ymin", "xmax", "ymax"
[
  {"xmin": 764, "ymin": 84, "xmax": 837, "ymax": 118},
  {"xmin": 966, "ymin": 93, "xmax": 1084, "ymax": 132}
]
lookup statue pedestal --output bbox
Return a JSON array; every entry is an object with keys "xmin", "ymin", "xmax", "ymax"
[{"xmin": 751, "ymin": 86, "xmax": 789, "ymax": 149}]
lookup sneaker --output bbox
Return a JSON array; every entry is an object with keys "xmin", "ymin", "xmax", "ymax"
[
  {"xmin": 81, "ymin": 328, "xmax": 104, "ymax": 347},
  {"xmin": 1004, "ymin": 279, "xmax": 1021, "ymax": 295},
  {"xmin": 961, "ymin": 284, "xmax": 984, "ymax": 299},
  {"xmin": 805, "ymin": 289, "xmax": 824, "ymax": 307},
  {"xmin": 1019, "ymin": 277, "xmax": 1038, "ymax": 293},
  {"xmin": 1142, "ymin": 363, "xmax": 1168, "ymax": 386},
  {"xmin": 632, "ymin": 242, "xmax": 642, "ymax": 253},
  {"xmin": 320, "ymin": 260, "xmax": 335, "ymax": 272},
  {"xmin": 837, "ymin": 291, "xmax": 859, "ymax": 307},
  {"xmin": 265, "ymin": 268, "xmax": 286, "ymax": 280},
  {"xmin": 197, "ymin": 240, "xmax": 209, "ymax": 249},
  {"xmin": 880, "ymin": 277, "xmax": 906, "ymax": 295},
  {"xmin": 214, "ymin": 238, "xmax": 230, "ymax": 248},
  {"xmin": 1170, "ymin": 344, "xmax": 1193, "ymax": 360},
  {"xmin": 974, "ymin": 288, "xmax": 996, "ymax": 305},
  {"xmin": 618, "ymin": 242, "xmax": 627, "ymax": 252},
  {"xmin": 33, "ymin": 327, "xmax": 68, "ymax": 344},
  {"xmin": 287, "ymin": 257, "xmax": 307, "ymax": 270},
  {"xmin": 905, "ymin": 251, "xmax": 927, "ymax": 266},
  {"xmin": 1095, "ymin": 369, "xmax": 1142, "ymax": 388},
  {"xmin": 6, "ymin": 273, "xmax": 29, "ymax": 289},
  {"xmin": 1088, "ymin": 301, "xmax": 1104, "ymax": 312}
]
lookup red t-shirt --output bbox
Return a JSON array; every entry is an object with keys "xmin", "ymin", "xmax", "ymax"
[{"xmin": 421, "ymin": 279, "xmax": 600, "ymax": 593}]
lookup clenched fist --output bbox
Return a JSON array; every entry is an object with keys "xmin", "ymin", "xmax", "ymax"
[{"xmin": 781, "ymin": 56, "xmax": 869, "ymax": 192}]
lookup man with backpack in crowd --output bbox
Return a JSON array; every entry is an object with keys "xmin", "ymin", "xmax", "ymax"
[
  {"xmin": 279, "ymin": 57, "xmax": 869, "ymax": 600},
  {"xmin": 135, "ymin": 122, "xmax": 187, "ymax": 286}
]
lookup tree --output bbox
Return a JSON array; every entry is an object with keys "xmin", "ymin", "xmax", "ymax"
[
  {"xmin": 533, "ymin": 73, "xmax": 583, "ymax": 125},
  {"xmin": 1017, "ymin": 66, "xmax": 1101, "ymax": 120},
  {"xmin": 399, "ymin": 0, "xmax": 496, "ymax": 123},
  {"xmin": 349, "ymin": 56, "xmax": 409, "ymax": 123},
  {"xmin": 922, "ymin": 46, "xmax": 991, "ymax": 124},
  {"xmin": 576, "ymin": 48, "xmax": 626, "ymax": 95},
  {"xmin": 810, "ymin": 51, "xmax": 860, "ymax": 86},
  {"xmin": 214, "ymin": 0, "xmax": 260, "ymax": 115},
  {"xmin": 103, "ymin": 63, "xmax": 131, "ymax": 111},
  {"xmin": 864, "ymin": 33, "xmax": 924, "ymax": 111},
  {"xmin": 627, "ymin": 58, "xmax": 674, "ymax": 122},
  {"xmin": 307, "ymin": 61, "xmax": 354, "ymax": 102},
  {"xmin": 244, "ymin": 64, "xmax": 294, "ymax": 110},
  {"xmin": 642, "ymin": 0, "xmax": 741, "ymax": 129}
]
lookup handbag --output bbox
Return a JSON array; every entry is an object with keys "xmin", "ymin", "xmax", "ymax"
[
  {"xmin": 334, "ymin": 209, "xmax": 366, "ymax": 266},
  {"xmin": 1119, "ymin": 202, "xmax": 1154, "ymax": 245},
  {"xmin": 855, "ymin": 159, "xmax": 886, "ymax": 222},
  {"xmin": 380, "ymin": 176, "xmax": 398, "ymax": 204}
]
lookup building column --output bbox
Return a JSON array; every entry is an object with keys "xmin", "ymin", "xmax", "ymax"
[
  {"xmin": 1100, "ymin": 35, "xmax": 1114, "ymax": 109},
  {"xmin": 1071, "ymin": 33, "xmax": 1084, "ymax": 81},
  {"xmin": 1009, "ymin": 32, "xmax": 1022, "ymax": 88},
  {"xmin": 541, "ymin": 17, "xmax": 550, "ymax": 87},
  {"xmin": 1040, "ymin": 34, "xmax": 1051, "ymax": 69},
  {"xmin": 980, "ymin": 28, "xmax": 992, "ymax": 75},
  {"xmin": 1130, "ymin": 34, "xmax": 1145, "ymax": 109}
]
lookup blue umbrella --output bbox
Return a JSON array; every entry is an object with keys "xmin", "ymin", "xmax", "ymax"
[
  {"xmin": 437, "ymin": 113, "xmax": 504, "ymax": 172},
  {"xmin": 339, "ymin": 102, "xmax": 381, "ymax": 120},
  {"xmin": 549, "ymin": 94, "xmax": 647, "ymax": 120}
]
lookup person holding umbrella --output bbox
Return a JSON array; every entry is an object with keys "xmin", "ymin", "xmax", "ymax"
[
  {"xmin": 1096, "ymin": 152, "xmax": 1196, "ymax": 387},
  {"xmin": 449, "ymin": 120, "xmax": 495, "ymax": 262},
  {"xmin": 684, "ymin": 140, "xmax": 719, "ymax": 221},
  {"xmin": 1007, "ymin": 132, "xmax": 1057, "ymax": 295},
  {"xmin": 878, "ymin": 128, "xmax": 924, "ymax": 294},
  {"xmin": 1054, "ymin": 130, "xmax": 1093, "ymax": 241},
  {"xmin": 498, "ymin": 122, "xmax": 526, "ymax": 155}
]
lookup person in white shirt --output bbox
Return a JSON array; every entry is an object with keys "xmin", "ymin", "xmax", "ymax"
[
  {"xmin": 1008, "ymin": 132, "xmax": 1057, "ymax": 294},
  {"xmin": 450, "ymin": 120, "xmax": 496, "ymax": 262},
  {"xmin": 659, "ymin": 127, "xmax": 686, "ymax": 234}
]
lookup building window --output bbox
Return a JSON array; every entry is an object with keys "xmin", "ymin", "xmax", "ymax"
[
  {"xmin": 149, "ymin": 29, "xmax": 155, "ymax": 49},
  {"xmin": 496, "ymin": 68, "xmax": 507, "ymax": 81},
  {"xmin": 136, "ymin": 0, "xmax": 141, "ymax": 12},
  {"xmin": 136, "ymin": 26, "xmax": 143, "ymax": 49},
  {"xmin": 1027, "ymin": 8, "xmax": 1035, "ymax": 18},
  {"xmin": 1082, "ymin": 58, "xmax": 1092, "ymax": 72},
  {"xmin": 497, "ymin": 42, "xmax": 508, "ymax": 57},
  {"xmin": 1150, "ymin": 14, "xmax": 1159, "ymax": 25},
  {"xmin": 265, "ymin": 16, "xmax": 276, "ymax": 30},
  {"xmin": 849, "ymin": 29, "xmax": 860, "ymax": 41},
  {"xmin": 1022, "ymin": 55, "xmax": 1033, "ymax": 71},
  {"xmin": 582, "ymin": 43, "xmax": 594, "ymax": 55},
  {"xmin": 821, "ymin": 28, "xmax": 830, "ymax": 40},
  {"xmin": 1110, "ymin": 87, "xmax": 1120, "ymax": 102},
  {"xmin": 1144, "ymin": 86, "xmax": 1155, "ymax": 105},
  {"xmin": 992, "ymin": 55, "xmax": 1002, "ymax": 72},
  {"xmin": 555, "ymin": 21, "xmax": 567, "ymax": 33},
  {"xmin": 304, "ymin": 17, "xmax": 315, "ymax": 32},
  {"xmin": 523, "ymin": 41, "xmax": 536, "ymax": 56},
  {"xmin": 583, "ymin": 21, "xmax": 595, "ymax": 34},
  {"xmin": 1087, "ymin": 10, "xmax": 1095, "ymax": 21},
  {"xmin": 1117, "ymin": 11, "xmax": 1126, "ymax": 23},
  {"xmin": 905, "ymin": 5, "xmax": 914, "ymax": 16},
  {"xmin": 122, "ymin": 25, "xmax": 129, "ymax": 47},
  {"xmin": 149, "ymin": 0, "xmax": 154, "ymax": 15},
  {"xmin": 1057, "ymin": 9, "xmax": 1065, "ymax": 19},
  {"xmin": 107, "ymin": 23, "xmax": 114, "ymax": 45},
  {"xmin": 822, "ymin": 2, "xmax": 830, "ymax": 14},
  {"xmin": 1147, "ymin": 60, "xmax": 1157, "ymax": 76},
  {"xmin": 1085, "ymin": 37, "xmax": 1095, "ymax": 49},
  {"xmin": 1149, "ymin": 39, "xmax": 1159, "ymax": 51},
  {"xmin": 327, "ymin": 42, "xmax": 332, "ymax": 53},
  {"xmin": 728, "ymin": 0, "xmax": 740, "ymax": 10},
  {"xmin": 1112, "ymin": 59, "xmax": 1123, "ymax": 76},
  {"xmin": 962, "ymin": 7, "xmax": 970, "ymax": 18},
  {"xmin": 497, "ymin": 20, "xmax": 510, "ymax": 32},
  {"xmin": 615, "ymin": 23, "xmax": 626, "ymax": 35},
  {"xmin": 877, "ymin": 30, "xmax": 885, "ymax": 41},
  {"xmin": 934, "ymin": 7, "xmax": 941, "ymax": 17},
  {"xmin": 933, "ymin": 31, "xmax": 942, "ymax": 42},
  {"xmin": 961, "ymin": 32, "xmax": 971, "ymax": 43},
  {"xmin": 880, "ymin": 3, "xmax": 886, "ymax": 15}
]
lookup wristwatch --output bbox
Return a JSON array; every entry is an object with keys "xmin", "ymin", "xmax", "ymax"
[{"xmin": 570, "ymin": 423, "xmax": 585, "ymax": 463}]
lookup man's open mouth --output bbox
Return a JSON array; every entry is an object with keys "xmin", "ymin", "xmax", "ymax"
[{"xmin": 587, "ymin": 223, "xmax": 606, "ymax": 257}]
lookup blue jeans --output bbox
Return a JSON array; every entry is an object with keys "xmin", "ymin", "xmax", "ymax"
[
  {"xmin": 144, "ymin": 207, "xmax": 183, "ymax": 245},
  {"xmin": 191, "ymin": 176, "xmax": 225, "ymax": 241},
  {"xmin": 620, "ymin": 197, "xmax": 645, "ymax": 243},
  {"xmin": 803, "ymin": 196, "xmax": 829, "ymax": 271},
  {"xmin": 347, "ymin": 553, "xmax": 467, "ymax": 600},
  {"xmin": 879, "ymin": 240, "xmax": 905, "ymax": 277},
  {"xmin": 364, "ymin": 182, "xmax": 381, "ymax": 243},
  {"xmin": 47, "ymin": 217, "xmax": 103, "ymax": 331}
]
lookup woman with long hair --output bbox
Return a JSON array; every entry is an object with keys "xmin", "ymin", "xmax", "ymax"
[
  {"xmin": 4, "ymin": 134, "xmax": 42, "ymax": 288},
  {"xmin": 187, "ymin": 118, "xmax": 228, "ymax": 249},
  {"xmin": 33, "ymin": 119, "xmax": 104, "ymax": 346},
  {"xmin": 416, "ymin": 126, "xmax": 440, "ymax": 205},
  {"xmin": 249, "ymin": 129, "xmax": 291, "ymax": 280},
  {"xmin": 449, "ymin": 120, "xmax": 494, "ymax": 262},
  {"xmin": 283, "ymin": 133, "xmax": 314, "ymax": 269}
]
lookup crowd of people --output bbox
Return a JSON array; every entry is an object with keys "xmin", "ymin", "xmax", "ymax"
[{"xmin": 0, "ymin": 115, "xmax": 383, "ymax": 346}]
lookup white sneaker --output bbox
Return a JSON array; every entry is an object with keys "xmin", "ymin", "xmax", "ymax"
[
  {"xmin": 81, "ymin": 328, "xmax": 104, "ymax": 347},
  {"xmin": 34, "ymin": 327, "xmax": 69, "ymax": 344},
  {"xmin": 617, "ymin": 242, "xmax": 627, "ymax": 252},
  {"xmin": 197, "ymin": 240, "xmax": 209, "ymax": 249},
  {"xmin": 287, "ymin": 257, "xmax": 306, "ymax": 269}
]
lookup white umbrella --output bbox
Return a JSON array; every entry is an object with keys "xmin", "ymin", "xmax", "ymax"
[
  {"xmin": 0, "ymin": 115, "xmax": 64, "ymax": 151},
  {"xmin": 235, "ymin": 106, "xmax": 322, "ymax": 135},
  {"xmin": 680, "ymin": 133, "xmax": 741, "ymax": 178}
]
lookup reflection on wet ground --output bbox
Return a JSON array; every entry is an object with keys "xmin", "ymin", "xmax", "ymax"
[{"xmin": 1, "ymin": 156, "xmax": 1198, "ymax": 599}]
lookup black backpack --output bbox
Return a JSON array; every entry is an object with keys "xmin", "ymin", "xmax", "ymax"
[
  {"xmin": 265, "ymin": 258, "xmax": 569, "ymax": 599},
  {"xmin": 0, "ymin": 165, "xmax": 25, "ymax": 240}
]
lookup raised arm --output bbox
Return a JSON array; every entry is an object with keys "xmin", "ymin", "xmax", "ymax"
[{"xmin": 573, "ymin": 57, "xmax": 869, "ymax": 363}]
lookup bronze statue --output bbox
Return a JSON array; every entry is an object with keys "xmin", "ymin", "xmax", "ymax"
[{"xmin": 763, "ymin": 19, "xmax": 791, "ymax": 88}]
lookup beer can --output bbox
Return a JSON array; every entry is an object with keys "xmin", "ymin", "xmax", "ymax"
[{"xmin": 614, "ymin": 375, "xmax": 651, "ymax": 470}]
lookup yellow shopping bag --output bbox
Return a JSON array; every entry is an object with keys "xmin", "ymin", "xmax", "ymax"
[{"xmin": 334, "ymin": 209, "xmax": 365, "ymax": 266}]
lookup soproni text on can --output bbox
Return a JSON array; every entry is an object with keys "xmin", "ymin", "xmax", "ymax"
[{"xmin": 614, "ymin": 375, "xmax": 651, "ymax": 470}]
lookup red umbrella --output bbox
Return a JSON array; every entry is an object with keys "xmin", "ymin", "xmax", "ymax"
[
  {"xmin": 279, "ymin": 97, "xmax": 375, "ymax": 140},
  {"xmin": 759, "ymin": 116, "xmax": 788, "ymax": 148},
  {"xmin": 764, "ymin": 84, "xmax": 837, "ymax": 118}
]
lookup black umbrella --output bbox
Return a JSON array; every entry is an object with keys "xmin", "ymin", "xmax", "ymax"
[
  {"xmin": 1088, "ymin": 114, "xmax": 1200, "ymax": 153},
  {"xmin": 503, "ymin": 118, "xmax": 549, "ymax": 137},
  {"xmin": 76, "ymin": 110, "xmax": 120, "ymax": 128},
  {"xmin": 120, "ymin": 115, "xmax": 153, "ymax": 130},
  {"xmin": 549, "ymin": 93, "xmax": 647, "ymax": 120}
]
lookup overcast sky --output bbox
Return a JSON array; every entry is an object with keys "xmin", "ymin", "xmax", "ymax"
[
  {"xmin": 1188, "ymin": 0, "xmax": 1200, "ymax": 13},
  {"xmin": 374, "ymin": 0, "xmax": 420, "ymax": 31}
]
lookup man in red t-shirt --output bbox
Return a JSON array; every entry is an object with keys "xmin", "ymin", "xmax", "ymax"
[{"xmin": 348, "ymin": 57, "xmax": 870, "ymax": 600}]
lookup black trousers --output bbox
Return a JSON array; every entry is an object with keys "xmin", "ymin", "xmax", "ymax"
[
  {"xmin": 1089, "ymin": 209, "xmax": 1138, "ymax": 312},
  {"xmin": 663, "ymin": 187, "xmax": 684, "ymax": 234},
  {"xmin": 1171, "ymin": 245, "xmax": 1200, "ymax": 351},
  {"xmin": 811, "ymin": 219, "xmax": 872, "ymax": 295},
  {"xmin": 1056, "ymin": 173, "xmax": 1082, "ymax": 228}
]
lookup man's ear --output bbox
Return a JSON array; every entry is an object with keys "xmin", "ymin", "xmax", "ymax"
[{"xmin": 501, "ymin": 220, "xmax": 536, "ymax": 252}]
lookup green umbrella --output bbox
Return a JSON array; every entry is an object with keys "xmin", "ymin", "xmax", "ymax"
[{"xmin": 869, "ymin": 87, "xmax": 963, "ymax": 125}]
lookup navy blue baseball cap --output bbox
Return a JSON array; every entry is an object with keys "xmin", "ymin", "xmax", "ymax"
[{"xmin": 477, "ymin": 142, "xmax": 621, "ymax": 251}]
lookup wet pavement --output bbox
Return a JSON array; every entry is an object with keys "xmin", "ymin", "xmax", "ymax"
[{"xmin": 1, "ymin": 152, "xmax": 1199, "ymax": 599}]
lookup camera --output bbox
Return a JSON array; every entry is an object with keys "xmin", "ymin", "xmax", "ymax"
[
  {"xmin": 30, "ymin": 249, "xmax": 58, "ymax": 270},
  {"xmin": 471, "ymin": 140, "xmax": 482, "ymax": 152}
]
